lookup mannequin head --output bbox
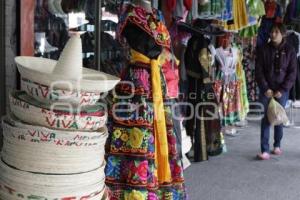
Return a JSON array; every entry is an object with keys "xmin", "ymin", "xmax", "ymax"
[
  {"xmin": 132, "ymin": 0, "xmax": 152, "ymax": 12},
  {"xmin": 218, "ymin": 33, "xmax": 232, "ymax": 49}
]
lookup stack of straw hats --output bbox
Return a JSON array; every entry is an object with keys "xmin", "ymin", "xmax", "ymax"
[{"xmin": 0, "ymin": 35, "xmax": 120, "ymax": 199}]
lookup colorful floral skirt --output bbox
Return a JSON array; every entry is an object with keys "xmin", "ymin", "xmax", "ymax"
[
  {"xmin": 105, "ymin": 62, "xmax": 186, "ymax": 200},
  {"xmin": 213, "ymin": 79, "xmax": 241, "ymax": 126}
]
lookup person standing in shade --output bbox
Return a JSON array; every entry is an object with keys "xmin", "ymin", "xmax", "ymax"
[{"xmin": 255, "ymin": 23, "xmax": 297, "ymax": 160}]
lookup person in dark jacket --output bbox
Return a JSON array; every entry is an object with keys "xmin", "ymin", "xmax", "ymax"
[{"xmin": 255, "ymin": 23, "xmax": 297, "ymax": 160}]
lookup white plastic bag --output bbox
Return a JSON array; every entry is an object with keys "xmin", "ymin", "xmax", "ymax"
[{"xmin": 267, "ymin": 98, "xmax": 289, "ymax": 126}]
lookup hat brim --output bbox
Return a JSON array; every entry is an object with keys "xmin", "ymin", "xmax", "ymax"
[
  {"xmin": 2, "ymin": 115, "xmax": 108, "ymax": 174},
  {"xmin": 0, "ymin": 159, "xmax": 105, "ymax": 196},
  {"xmin": 178, "ymin": 21, "xmax": 225, "ymax": 36},
  {"xmin": 9, "ymin": 91, "xmax": 107, "ymax": 131},
  {"xmin": 15, "ymin": 56, "xmax": 120, "ymax": 92}
]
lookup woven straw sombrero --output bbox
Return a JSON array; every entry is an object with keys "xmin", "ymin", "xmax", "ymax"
[
  {"xmin": 9, "ymin": 91, "xmax": 107, "ymax": 131},
  {"xmin": 0, "ymin": 160, "xmax": 106, "ymax": 199},
  {"xmin": 2, "ymin": 115, "xmax": 108, "ymax": 174},
  {"xmin": 20, "ymin": 78, "xmax": 102, "ymax": 106},
  {"xmin": 15, "ymin": 35, "xmax": 120, "ymax": 93}
]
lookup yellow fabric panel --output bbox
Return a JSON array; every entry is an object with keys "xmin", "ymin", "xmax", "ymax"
[{"xmin": 130, "ymin": 49, "xmax": 171, "ymax": 183}]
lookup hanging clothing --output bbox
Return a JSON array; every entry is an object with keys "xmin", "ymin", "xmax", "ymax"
[
  {"xmin": 184, "ymin": 35, "xmax": 224, "ymax": 162},
  {"xmin": 220, "ymin": 0, "xmax": 233, "ymax": 21},
  {"xmin": 239, "ymin": 0, "xmax": 265, "ymax": 38},
  {"xmin": 215, "ymin": 47, "xmax": 238, "ymax": 80},
  {"xmin": 168, "ymin": 21, "xmax": 191, "ymax": 118},
  {"xmin": 211, "ymin": 0, "xmax": 249, "ymax": 32},
  {"xmin": 214, "ymin": 47, "xmax": 242, "ymax": 126},
  {"xmin": 236, "ymin": 52, "xmax": 249, "ymax": 120},
  {"xmin": 105, "ymin": 5, "xmax": 186, "ymax": 200},
  {"xmin": 242, "ymin": 44, "xmax": 259, "ymax": 102},
  {"xmin": 197, "ymin": 0, "xmax": 225, "ymax": 19},
  {"xmin": 247, "ymin": 0, "xmax": 266, "ymax": 18},
  {"xmin": 217, "ymin": 0, "xmax": 249, "ymax": 31}
]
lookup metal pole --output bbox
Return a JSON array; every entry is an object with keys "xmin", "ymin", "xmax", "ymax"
[
  {"xmin": 0, "ymin": 0, "xmax": 6, "ymax": 117},
  {"xmin": 0, "ymin": 0, "xmax": 6, "ymax": 150},
  {"xmin": 96, "ymin": 0, "xmax": 102, "ymax": 71}
]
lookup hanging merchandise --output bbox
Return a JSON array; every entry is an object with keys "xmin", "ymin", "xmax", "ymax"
[
  {"xmin": 220, "ymin": 0, "xmax": 249, "ymax": 32},
  {"xmin": 235, "ymin": 50, "xmax": 250, "ymax": 120},
  {"xmin": 239, "ymin": 0, "xmax": 266, "ymax": 38},
  {"xmin": 256, "ymin": 0, "xmax": 282, "ymax": 48},
  {"xmin": 105, "ymin": 4, "xmax": 187, "ymax": 200},
  {"xmin": 184, "ymin": 20, "xmax": 225, "ymax": 162},
  {"xmin": 219, "ymin": 0, "xmax": 233, "ymax": 21},
  {"xmin": 241, "ymin": 41, "xmax": 259, "ymax": 102},
  {"xmin": 168, "ymin": 18, "xmax": 193, "ymax": 168},
  {"xmin": 213, "ymin": 33, "xmax": 249, "ymax": 126},
  {"xmin": 247, "ymin": 0, "xmax": 265, "ymax": 18},
  {"xmin": 169, "ymin": 21, "xmax": 192, "ymax": 118},
  {"xmin": 197, "ymin": 0, "xmax": 225, "ymax": 19},
  {"xmin": 214, "ymin": 46, "xmax": 241, "ymax": 126}
]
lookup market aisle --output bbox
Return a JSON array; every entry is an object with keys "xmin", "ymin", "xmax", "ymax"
[{"xmin": 184, "ymin": 118, "xmax": 300, "ymax": 200}]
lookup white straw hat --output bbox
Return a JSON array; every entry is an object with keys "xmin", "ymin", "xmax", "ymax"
[
  {"xmin": 0, "ymin": 160, "xmax": 106, "ymax": 199},
  {"xmin": 21, "ymin": 78, "xmax": 102, "ymax": 106},
  {"xmin": 9, "ymin": 91, "xmax": 107, "ymax": 131},
  {"xmin": 15, "ymin": 35, "xmax": 120, "ymax": 93},
  {"xmin": 2, "ymin": 115, "xmax": 108, "ymax": 174}
]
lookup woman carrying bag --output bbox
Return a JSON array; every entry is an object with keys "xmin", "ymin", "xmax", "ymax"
[{"xmin": 255, "ymin": 23, "xmax": 297, "ymax": 160}]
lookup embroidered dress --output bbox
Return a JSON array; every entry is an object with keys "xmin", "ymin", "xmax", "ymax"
[
  {"xmin": 105, "ymin": 5, "xmax": 186, "ymax": 200},
  {"xmin": 236, "ymin": 52, "xmax": 249, "ymax": 120},
  {"xmin": 214, "ymin": 47, "xmax": 241, "ymax": 126}
]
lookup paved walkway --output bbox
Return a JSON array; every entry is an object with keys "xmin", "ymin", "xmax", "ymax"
[{"xmin": 184, "ymin": 118, "xmax": 300, "ymax": 200}]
